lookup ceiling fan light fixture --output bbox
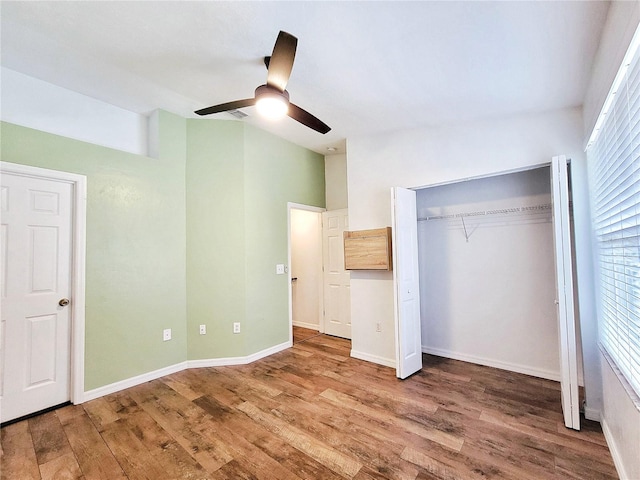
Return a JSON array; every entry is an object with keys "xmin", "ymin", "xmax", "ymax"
[
  {"xmin": 196, "ymin": 32, "xmax": 329, "ymax": 134},
  {"xmin": 255, "ymin": 85, "xmax": 289, "ymax": 120}
]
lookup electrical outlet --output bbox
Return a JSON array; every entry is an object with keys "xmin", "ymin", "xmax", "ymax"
[
  {"xmin": 276, "ymin": 264, "xmax": 285, "ymax": 275},
  {"xmin": 199, "ymin": 324, "xmax": 206, "ymax": 335},
  {"xmin": 233, "ymin": 322, "xmax": 241, "ymax": 334},
  {"xmin": 376, "ymin": 322, "xmax": 382, "ymax": 333},
  {"xmin": 163, "ymin": 328, "xmax": 172, "ymax": 341}
]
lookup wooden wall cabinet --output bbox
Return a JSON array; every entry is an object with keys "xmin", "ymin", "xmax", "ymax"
[{"xmin": 343, "ymin": 227, "xmax": 392, "ymax": 270}]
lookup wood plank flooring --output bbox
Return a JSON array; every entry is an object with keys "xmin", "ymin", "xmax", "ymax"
[
  {"xmin": 293, "ymin": 326, "xmax": 321, "ymax": 344},
  {"xmin": 1, "ymin": 334, "xmax": 617, "ymax": 479}
]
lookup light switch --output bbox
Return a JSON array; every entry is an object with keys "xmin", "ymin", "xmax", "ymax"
[{"xmin": 276, "ymin": 264, "xmax": 285, "ymax": 274}]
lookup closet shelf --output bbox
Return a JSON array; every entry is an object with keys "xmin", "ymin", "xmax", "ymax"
[{"xmin": 418, "ymin": 203, "xmax": 553, "ymax": 222}]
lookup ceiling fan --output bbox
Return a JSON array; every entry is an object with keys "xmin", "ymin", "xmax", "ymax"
[{"xmin": 195, "ymin": 31, "xmax": 330, "ymax": 134}]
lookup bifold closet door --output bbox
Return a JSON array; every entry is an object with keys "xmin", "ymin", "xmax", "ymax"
[
  {"xmin": 391, "ymin": 186, "xmax": 422, "ymax": 379},
  {"xmin": 551, "ymin": 155, "xmax": 580, "ymax": 430}
]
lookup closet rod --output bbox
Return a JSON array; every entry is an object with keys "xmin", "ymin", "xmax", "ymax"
[{"xmin": 417, "ymin": 202, "xmax": 552, "ymax": 222}]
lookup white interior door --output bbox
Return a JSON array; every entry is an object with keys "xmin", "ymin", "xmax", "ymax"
[
  {"xmin": 392, "ymin": 187, "xmax": 422, "ymax": 379},
  {"xmin": 322, "ymin": 209, "xmax": 351, "ymax": 339},
  {"xmin": 1, "ymin": 171, "xmax": 73, "ymax": 423},
  {"xmin": 551, "ymin": 155, "xmax": 580, "ymax": 430}
]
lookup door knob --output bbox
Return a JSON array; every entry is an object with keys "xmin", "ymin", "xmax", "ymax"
[{"xmin": 59, "ymin": 298, "xmax": 70, "ymax": 307}]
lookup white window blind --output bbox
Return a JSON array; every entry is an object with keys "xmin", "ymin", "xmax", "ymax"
[{"xmin": 587, "ymin": 32, "xmax": 640, "ymax": 398}]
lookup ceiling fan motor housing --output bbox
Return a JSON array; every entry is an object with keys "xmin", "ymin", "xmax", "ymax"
[
  {"xmin": 255, "ymin": 84, "xmax": 290, "ymax": 104},
  {"xmin": 255, "ymin": 84, "xmax": 290, "ymax": 118}
]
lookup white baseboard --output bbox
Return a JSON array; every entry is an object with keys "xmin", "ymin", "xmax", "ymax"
[
  {"xmin": 187, "ymin": 341, "xmax": 291, "ymax": 368},
  {"xmin": 82, "ymin": 361, "xmax": 188, "ymax": 402},
  {"xmin": 81, "ymin": 341, "xmax": 291, "ymax": 403},
  {"xmin": 351, "ymin": 349, "xmax": 396, "ymax": 369},
  {"xmin": 601, "ymin": 416, "xmax": 628, "ymax": 480},
  {"xmin": 292, "ymin": 321, "xmax": 320, "ymax": 331},
  {"xmin": 422, "ymin": 346, "xmax": 561, "ymax": 382}
]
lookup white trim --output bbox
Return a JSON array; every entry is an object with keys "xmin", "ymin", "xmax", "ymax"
[
  {"xmin": 287, "ymin": 202, "xmax": 326, "ymax": 344},
  {"xmin": 82, "ymin": 341, "xmax": 291, "ymax": 402},
  {"xmin": 82, "ymin": 362, "xmax": 188, "ymax": 402},
  {"xmin": 0, "ymin": 161, "xmax": 87, "ymax": 406},
  {"xmin": 292, "ymin": 321, "xmax": 320, "ymax": 331},
  {"xmin": 422, "ymin": 346, "xmax": 561, "ymax": 382},
  {"xmin": 287, "ymin": 202, "xmax": 326, "ymax": 213},
  {"xmin": 391, "ymin": 188, "xmax": 401, "ymax": 375},
  {"xmin": 187, "ymin": 341, "xmax": 290, "ymax": 369},
  {"xmin": 351, "ymin": 349, "xmax": 396, "ymax": 369},
  {"xmin": 71, "ymin": 173, "xmax": 87, "ymax": 405},
  {"xmin": 601, "ymin": 416, "xmax": 629, "ymax": 480}
]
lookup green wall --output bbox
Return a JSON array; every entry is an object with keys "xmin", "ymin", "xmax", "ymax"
[
  {"xmin": 185, "ymin": 121, "xmax": 325, "ymax": 359},
  {"xmin": 1, "ymin": 113, "xmax": 325, "ymax": 389},
  {"xmin": 1, "ymin": 116, "xmax": 188, "ymax": 390},
  {"xmin": 185, "ymin": 120, "xmax": 247, "ymax": 359},
  {"xmin": 243, "ymin": 126, "xmax": 325, "ymax": 354}
]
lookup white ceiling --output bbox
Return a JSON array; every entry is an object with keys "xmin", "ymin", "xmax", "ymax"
[{"xmin": 1, "ymin": 1, "xmax": 610, "ymax": 154}]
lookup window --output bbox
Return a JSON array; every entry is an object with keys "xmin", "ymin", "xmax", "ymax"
[{"xmin": 587, "ymin": 28, "xmax": 640, "ymax": 398}]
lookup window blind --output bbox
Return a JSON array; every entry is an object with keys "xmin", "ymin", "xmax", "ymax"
[{"xmin": 587, "ymin": 33, "xmax": 640, "ymax": 398}]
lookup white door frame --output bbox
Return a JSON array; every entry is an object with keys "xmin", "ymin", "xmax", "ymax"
[
  {"xmin": 1, "ymin": 161, "xmax": 86, "ymax": 405},
  {"xmin": 287, "ymin": 202, "xmax": 325, "ymax": 345}
]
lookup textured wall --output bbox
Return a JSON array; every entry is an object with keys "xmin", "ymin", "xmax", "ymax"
[{"xmin": 1, "ymin": 116, "xmax": 188, "ymax": 390}]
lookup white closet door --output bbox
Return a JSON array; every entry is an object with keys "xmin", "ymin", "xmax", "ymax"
[
  {"xmin": 392, "ymin": 187, "xmax": 422, "ymax": 379},
  {"xmin": 551, "ymin": 155, "xmax": 580, "ymax": 430}
]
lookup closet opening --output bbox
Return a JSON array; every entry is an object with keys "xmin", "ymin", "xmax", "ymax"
[{"xmin": 414, "ymin": 166, "xmax": 585, "ymax": 393}]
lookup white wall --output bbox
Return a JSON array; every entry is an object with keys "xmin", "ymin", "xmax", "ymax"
[
  {"xmin": 1, "ymin": 68, "xmax": 148, "ymax": 156},
  {"xmin": 290, "ymin": 208, "xmax": 322, "ymax": 330},
  {"xmin": 600, "ymin": 353, "xmax": 640, "ymax": 480},
  {"xmin": 582, "ymin": 2, "xmax": 640, "ymax": 477},
  {"xmin": 416, "ymin": 168, "xmax": 561, "ymax": 380},
  {"xmin": 346, "ymin": 106, "xmax": 590, "ymax": 370},
  {"xmin": 325, "ymin": 153, "xmax": 348, "ymax": 210}
]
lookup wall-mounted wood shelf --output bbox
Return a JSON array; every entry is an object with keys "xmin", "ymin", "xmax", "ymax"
[{"xmin": 344, "ymin": 227, "xmax": 392, "ymax": 270}]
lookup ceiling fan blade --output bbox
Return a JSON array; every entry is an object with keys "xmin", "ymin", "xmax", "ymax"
[
  {"xmin": 288, "ymin": 103, "xmax": 331, "ymax": 134},
  {"xmin": 195, "ymin": 98, "xmax": 255, "ymax": 116},
  {"xmin": 266, "ymin": 31, "xmax": 297, "ymax": 92}
]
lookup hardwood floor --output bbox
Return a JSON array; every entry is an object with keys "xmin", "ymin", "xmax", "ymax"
[
  {"xmin": 293, "ymin": 326, "xmax": 322, "ymax": 343},
  {"xmin": 1, "ymin": 335, "xmax": 617, "ymax": 479}
]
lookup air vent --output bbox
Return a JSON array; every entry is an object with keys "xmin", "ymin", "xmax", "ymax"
[{"xmin": 227, "ymin": 109, "xmax": 248, "ymax": 119}]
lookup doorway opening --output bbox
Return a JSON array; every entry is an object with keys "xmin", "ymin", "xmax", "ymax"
[
  {"xmin": 287, "ymin": 204, "xmax": 352, "ymax": 345},
  {"xmin": 288, "ymin": 204, "xmax": 324, "ymax": 345}
]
